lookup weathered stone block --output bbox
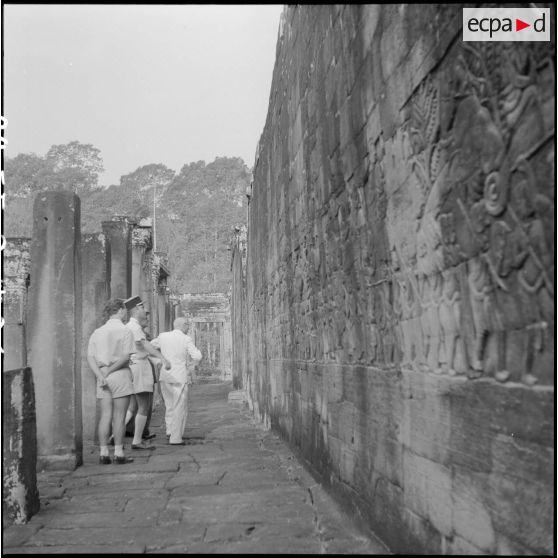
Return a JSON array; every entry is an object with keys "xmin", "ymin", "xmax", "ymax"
[
  {"xmin": 27, "ymin": 191, "xmax": 83, "ymax": 471},
  {"xmin": 2, "ymin": 368, "xmax": 40, "ymax": 525},
  {"xmin": 80, "ymin": 233, "xmax": 107, "ymax": 443},
  {"xmin": 4, "ymin": 239, "xmax": 31, "ymax": 371},
  {"xmin": 101, "ymin": 216, "xmax": 134, "ymax": 299}
]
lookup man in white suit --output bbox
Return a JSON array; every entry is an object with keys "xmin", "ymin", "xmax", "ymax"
[{"xmin": 151, "ymin": 318, "xmax": 202, "ymax": 445}]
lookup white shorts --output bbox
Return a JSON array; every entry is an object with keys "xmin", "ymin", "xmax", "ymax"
[
  {"xmin": 130, "ymin": 358, "xmax": 154, "ymax": 393},
  {"xmin": 97, "ymin": 368, "xmax": 134, "ymax": 399}
]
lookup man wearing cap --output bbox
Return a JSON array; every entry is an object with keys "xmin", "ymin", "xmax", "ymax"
[
  {"xmin": 151, "ymin": 318, "xmax": 202, "ymax": 445},
  {"xmin": 125, "ymin": 304, "xmax": 170, "ymax": 450}
]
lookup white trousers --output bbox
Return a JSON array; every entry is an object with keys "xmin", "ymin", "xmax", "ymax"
[{"xmin": 160, "ymin": 381, "xmax": 189, "ymax": 443}]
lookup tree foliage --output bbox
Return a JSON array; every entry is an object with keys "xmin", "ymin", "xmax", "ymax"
[
  {"xmin": 4, "ymin": 143, "xmax": 249, "ymax": 295},
  {"xmin": 45, "ymin": 141, "xmax": 104, "ymax": 192}
]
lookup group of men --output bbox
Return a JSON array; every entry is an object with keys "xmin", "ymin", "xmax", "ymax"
[{"xmin": 87, "ymin": 298, "xmax": 202, "ymax": 464}]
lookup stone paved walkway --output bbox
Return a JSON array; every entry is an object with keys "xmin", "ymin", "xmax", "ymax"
[{"xmin": 3, "ymin": 382, "xmax": 389, "ymax": 554}]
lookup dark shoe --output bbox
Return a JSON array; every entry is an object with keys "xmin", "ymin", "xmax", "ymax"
[
  {"xmin": 99, "ymin": 455, "xmax": 112, "ymax": 465},
  {"xmin": 142, "ymin": 433, "xmax": 156, "ymax": 441},
  {"xmin": 113, "ymin": 455, "xmax": 134, "ymax": 464},
  {"xmin": 168, "ymin": 441, "xmax": 186, "ymax": 446},
  {"xmin": 132, "ymin": 442, "xmax": 156, "ymax": 450}
]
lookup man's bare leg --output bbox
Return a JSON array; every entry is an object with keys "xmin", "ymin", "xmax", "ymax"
[
  {"xmin": 98, "ymin": 398, "xmax": 113, "ymax": 459},
  {"xmin": 113, "ymin": 395, "xmax": 131, "ymax": 458}
]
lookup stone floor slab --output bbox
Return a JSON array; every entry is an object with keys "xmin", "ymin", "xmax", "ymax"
[
  {"xmin": 2, "ymin": 524, "xmax": 44, "ymax": 547},
  {"xmin": 2, "ymin": 543, "xmax": 146, "ymax": 554},
  {"xmin": 2, "ymin": 382, "xmax": 388, "ymax": 555}
]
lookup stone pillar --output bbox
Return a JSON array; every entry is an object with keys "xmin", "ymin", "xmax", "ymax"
[
  {"xmin": 151, "ymin": 260, "xmax": 161, "ymax": 336},
  {"xmin": 175, "ymin": 300, "xmax": 184, "ymax": 319},
  {"xmin": 157, "ymin": 291, "xmax": 167, "ymax": 335},
  {"xmin": 222, "ymin": 319, "xmax": 233, "ymax": 381},
  {"xmin": 166, "ymin": 299, "xmax": 172, "ymax": 331},
  {"xmin": 27, "ymin": 191, "xmax": 82, "ymax": 471},
  {"xmin": 142, "ymin": 250, "xmax": 154, "ymax": 334},
  {"xmin": 2, "ymin": 367, "xmax": 40, "ymax": 524},
  {"xmin": 101, "ymin": 217, "xmax": 134, "ymax": 299},
  {"xmin": 81, "ymin": 233, "xmax": 108, "ymax": 443},
  {"xmin": 4, "ymin": 239, "xmax": 31, "ymax": 370},
  {"xmin": 131, "ymin": 225, "xmax": 152, "ymax": 299},
  {"xmin": 189, "ymin": 320, "xmax": 197, "ymax": 347}
]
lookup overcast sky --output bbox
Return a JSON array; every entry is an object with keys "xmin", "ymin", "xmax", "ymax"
[{"xmin": 4, "ymin": 4, "xmax": 284, "ymax": 185}]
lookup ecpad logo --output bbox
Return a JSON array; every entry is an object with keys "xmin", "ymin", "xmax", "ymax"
[{"xmin": 463, "ymin": 7, "xmax": 550, "ymax": 42}]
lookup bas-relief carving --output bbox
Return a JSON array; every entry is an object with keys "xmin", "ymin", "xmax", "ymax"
[{"xmin": 390, "ymin": 41, "xmax": 554, "ymax": 385}]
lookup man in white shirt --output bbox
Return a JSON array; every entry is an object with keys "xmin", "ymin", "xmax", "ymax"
[
  {"xmin": 151, "ymin": 318, "xmax": 202, "ymax": 445},
  {"xmin": 87, "ymin": 299, "xmax": 135, "ymax": 464}
]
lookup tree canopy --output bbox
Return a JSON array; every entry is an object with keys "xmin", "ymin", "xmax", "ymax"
[{"xmin": 4, "ymin": 142, "xmax": 249, "ymax": 294}]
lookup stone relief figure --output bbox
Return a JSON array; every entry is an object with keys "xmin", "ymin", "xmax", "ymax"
[
  {"xmin": 379, "ymin": 280, "xmax": 398, "ymax": 366},
  {"xmin": 390, "ymin": 244, "xmax": 422, "ymax": 370},
  {"xmin": 447, "ymin": 40, "xmax": 553, "ymax": 384},
  {"xmin": 509, "ymin": 158, "xmax": 553, "ymax": 302},
  {"xmin": 497, "ymin": 43, "xmax": 545, "ymax": 160},
  {"xmin": 390, "ymin": 251, "xmax": 407, "ymax": 366},
  {"xmin": 466, "ymin": 255, "xmax": 505, "ymax": 378},
  {"xmin": 498, "ymin": 157, "xmax": 554, "ymax": 384},
  {"xmin": 416, "ymin": 215, "xmax": 445, "ymax": 373},
  {"xmin": 439, "ymin": 266, "xmax": 467, "ymax": 376}
]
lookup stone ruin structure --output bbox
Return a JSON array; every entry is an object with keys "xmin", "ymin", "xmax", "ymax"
[
  {"xmin": 3, "ymin": 192, "xmax": 173, "ymax": 524},
  {"xmin": 230, "ymin": 225, "xmax": 247, "ymax": 390},
  {"xmin": 231, "ymin": 5, "xmax": 555, "ymax": 555},
  {"xmin": 179, "ymin": 293, "xmax": 232, "ymax": 382}
]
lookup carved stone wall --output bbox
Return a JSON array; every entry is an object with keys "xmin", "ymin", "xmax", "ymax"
[
  {"xmin": 241, "ymin": 5, "xmax": 555, "ymax": 554},
  {"xmin": 4, "ymin": 238, "xmax": 31, "ymax": 370}
]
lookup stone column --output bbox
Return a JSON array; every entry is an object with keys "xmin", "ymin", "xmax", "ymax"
[
  {"xmin": 101, "ymin": 217, "xmax": 134, "ymax": 299},
  {"xmin": 150, "ymin": 256, "xmax": 161, "ymax": 335},
  {"xmin": 2, "ymin": 367, "xmax": 40, "ymax": 524},
  {"xmin": 81, "ymin": 233, "xmax": 108, "ymax": 443},
  {"xmin": 4, "ymin": 239, "xmax": 31, "ymax": 370},
  {"xmin": 27, "ymin": 191, "xmax": 82, "ymax": 470},
  {"xmin": 142, "ymin": 250, "xmax": 155, "ymax": 335},
  {"xmin": 131, "ymin": 225, "xmax": 152, "ymax": 299},
  {"xmin": 157, "ymin": 291, "xmax": 167, "ymax": 335},
  {"xmin": 166, "ymin": 299, "xmax": 173, "ymax": 331},
  {"xmin": 222, "ymin": 319, "xmax": 233, "ymax": 381}
]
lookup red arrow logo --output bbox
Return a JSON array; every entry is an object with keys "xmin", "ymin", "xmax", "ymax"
[{"xmin": 516, "ymin": 18, "xmax": 530, "ymax": 31}]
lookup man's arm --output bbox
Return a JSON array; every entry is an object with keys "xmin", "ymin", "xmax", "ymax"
[
  {"xmin": 185, "ymin": 337, "xmax": 202, "ymax": 363},
  {"xmin": 87, "ymin": 354, "xmax": 108, "ymax": 386},
  {"xmin": 100, "ymin": 354, "xmax": 131, "ymax": 377},
  {"xmin": 141, "ymin": 340, "xmax": 171, "ymax": 370}
]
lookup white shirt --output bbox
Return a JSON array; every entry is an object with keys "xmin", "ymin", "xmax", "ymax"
[
  {"xmin": 125, "ymin": 317, "xmax": 148, "ymax": 362},
  {"xmin": 151, "ymin": 329, "xmax": 202, "ymax": 385},
  {"xmin": 87, "ymin": 318, "xmax": 135, "ymax": 368}
]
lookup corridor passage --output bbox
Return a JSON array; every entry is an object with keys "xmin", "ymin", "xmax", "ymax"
[{"xmin": 3, "ymin": 382, "xmax": 388, "ymax": 554}]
